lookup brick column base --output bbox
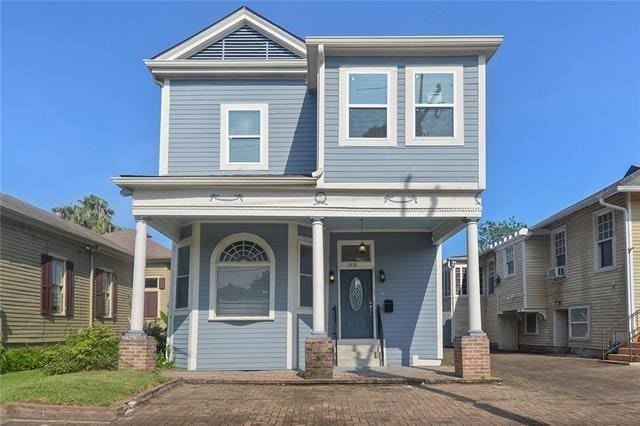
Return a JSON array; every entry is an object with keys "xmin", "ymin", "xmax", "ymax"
[
  {"xmin": 454, "ymin": 335, "xmax": 491, "ymax": 379},
  {"xmin": 304, "ymin": 336, "xmax": 334, "ymax": 379},
  {"xmin": 118, "ymin": 335, "xmax": 157, "ymax": 371}
]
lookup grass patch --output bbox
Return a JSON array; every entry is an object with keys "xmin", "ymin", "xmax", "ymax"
[{"xmin": 0, "ymin": 369, "xmax": 167, "ymax": 406}]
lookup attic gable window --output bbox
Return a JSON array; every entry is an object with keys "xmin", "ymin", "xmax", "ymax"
[
  {"xmin": 339, "ymin": 66, "xmax": 397, "ymax": 147},
  {"xmin": 220, "ymin": 103, "xmax": 269, "ymax": 170}
]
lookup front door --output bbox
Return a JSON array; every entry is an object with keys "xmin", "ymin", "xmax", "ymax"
[{"xmin": 340, "ymin": 270, "xmax": 373, "ymax": 339}]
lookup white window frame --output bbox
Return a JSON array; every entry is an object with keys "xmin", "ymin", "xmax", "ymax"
[
  {"xmin": 220, "ymin": 103, "xmax": 269, "ymax": 170},
  {"xmin": 405, "ymin": 65, "xmax": 464, "ymax": 146},
  {"xmin": 569, "ymin": 306, "xmax": 590, "ymax": 339},
  {"xmin": 593, "ymin": 209, "xmax": 616, "ymax": 272},
  {"xmin": 97, "ymin": 267, "xmax": 114, "ymax": 319},
  {"xmin": 550, "ymin": 226, "xmax": 567, "ymax": 270},
  {"xmin": 337, "ymin": 240, "xmax": 376, "ymax": 270},
  {"xmin": 144, "ymin": 277, "xmax": 162, "ymax": 319},
  {"xmin": 504, "ymin": 245, "xmax": 515, "ymax": 277},
  {"xmin": 487, "ymin": 260, "xmax": 496, "ymax": 295},
  {"xmin": 298, "ymin": 237, "xmax": 313, "ymax": 314},
  {"xmin": 209, "ymin": 233, "xmax": 276, "ymax": 321},
  {"xmin": 455, "ymin": 265, "xmax": 468, "ymax": 297},
  {"xmin": 524, "ymin": 312, "xmax": 538, "ymax": 335},
  {"xmin": 173, "ymin": 240, "xmax": 192, "ymax": 314},
  {"xmin": 339, "ymin": 66, "xmax": 397, "ymax": 147},
  {"xmin": 50, "ymin": 255, "xmax": 67, "ymax": 315}
]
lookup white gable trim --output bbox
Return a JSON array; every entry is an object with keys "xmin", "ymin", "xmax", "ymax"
[{"xmin": 154, "ymin": 8, "xmax": 306, "ymax": 61}]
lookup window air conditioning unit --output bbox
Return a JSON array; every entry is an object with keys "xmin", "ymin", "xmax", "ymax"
[{"xmin": 547, "ymin": 266, "xmax": 566, "ymax": 280}]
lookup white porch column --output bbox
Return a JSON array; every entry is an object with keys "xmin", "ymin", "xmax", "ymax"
[
  {"xmin": 466, "ymin": 218, "xmax": 484, "ymax": 335},
  {"xmin": 129, "ymin": 217, "xmax": 148, "ymax": 335},
  {"xmin": 311, "ymin": 218, "xmax": 326, "ymax": 335}
]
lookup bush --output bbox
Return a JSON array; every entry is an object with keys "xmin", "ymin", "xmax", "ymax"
[
  {"xmin": 1, "ymin": 346, "xmax": 49, "ymax": 374},
  {"xmin": 42, "ymin": 326, "xmax": 119, "ymax": 376},
  {"xmin": 144, "ymin": 312, "xmax": 173, "ymax": 369}
]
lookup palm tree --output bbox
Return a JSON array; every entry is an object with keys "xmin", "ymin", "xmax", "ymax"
[{"xmin": 52, "ymin": 194, "xmax": 121, "ymax": 234}]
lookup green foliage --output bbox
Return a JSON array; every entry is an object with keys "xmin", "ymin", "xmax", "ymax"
[
  {"xmin": 51, "ymin": 194, "xmax": 121, "ymax": 234},
  {"xmin": 143, "ymin": 312, "xmax": 173, "ymax": 368},
  {"xmin": 478, "ymin": 217, "xmax": 528, "ymax": 252},
  {"xmin": 42, "ymin": 326, "xmax": 119, "ymax": 376},
  {"xmin": 1, "ymin": 346, "xmax": 48, "ymax": 374}
]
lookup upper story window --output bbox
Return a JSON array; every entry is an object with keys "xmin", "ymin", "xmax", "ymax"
[
  {"xmin": 504, "ymin": 245, "xmax": 515, "ymax": 276},
  {"xmin": 220, "ymin": 103, "xmax": 269, "ymax": 170},
  {"xmin": 595, "ymin": 210, "xmax": 615, "ymax": 271},
  {"xmin": 487, "ymin": 260, "xmax": 495, "ymax": 295},
  {"xmin": 455, "ymin": 266, "xmax": 467, "ymax": 296},
  {"xmin": 479, "ymin": 267, "xmax": 484, "ymax": 295},
  {"xmin": 405, "ymin": 66, "xmax": 464, "ymax": 146},
  {"xmin": 443, "ymin": 268, "xmax": 451, "ymax": 297},
  {"xmin": 339, "ymin": 67, "xmax": 397, "ymax": 147},
  {"xmin": 551, "ymin": 227, "xmax": 567, "ymax": 270}
]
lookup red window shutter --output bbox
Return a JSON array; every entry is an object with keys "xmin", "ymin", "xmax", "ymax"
[
  {"xmin": 41, "ymin": 255, "xmax": 53, "ymax": 315},
  {"xmin": 158, "ymin": 277, "xmax": 166, "ymax": 290},
  {"xmin": 144, "ymin": 291, "xmax": 158, "ymax": 318},
  {"xmin": 112, "ymin": 273, "xmax": 118, "ymax": 318},
  {"xmin": 94, "ymin": 269, "xmax": 103, "ymax": 318},
  {"xmin": 65, "ymin": 261, "xmax": 74, "ymax": 316}
]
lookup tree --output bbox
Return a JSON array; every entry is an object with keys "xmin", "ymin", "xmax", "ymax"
[
  {"xmin": 52, "ymin": 195, "xmax": 122, "ymax": 234},
  {"xmin": 478, "ymin": 217, "xmax": 527, "ymax": 252}
]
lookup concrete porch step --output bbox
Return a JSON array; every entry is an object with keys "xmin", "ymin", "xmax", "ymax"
[{"xmin": 336, "ymin": 339, "xmax": 382, "ymax": 368}]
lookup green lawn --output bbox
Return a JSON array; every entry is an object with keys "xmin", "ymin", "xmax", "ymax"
[{"xmin": 0, "ymin": 370, "xmax": 167, "ymax": 406}]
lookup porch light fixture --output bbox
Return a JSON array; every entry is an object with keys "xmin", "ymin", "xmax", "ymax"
[
  {"xmin": 329, "ymin": 270, "xmax": 336, "ymax": 283},
  {"xmin": 357, "ymin": 218, "xmax": 367, "ymax": 253},
  {"xmin": 379, "ymin": 269, "xmax": 386, "ymax": 283}
]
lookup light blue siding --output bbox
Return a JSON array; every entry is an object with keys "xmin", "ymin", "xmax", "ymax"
[
  {"xmin": 196, "ymin": 224, "xmax": 289, "ymax": 370},
  {"xmin": 190, "ymin": 25, "xmax": 300, "ymax": 60},
  {"xmin": 329, "ymin": 232, "xmax": 438, "ymax": 365},
  {"xmin": 172, "ymin": 314, "xmax": 190, "ymax": 369},
  {"xmin": 168, "ymin": 80, "xmax": 316, "ymax": 176},
  {"xmin": 296, "ymin": 314, "xmax": 312, "ymax": 369},
  {"xmin": 298, "ymin": 225, "xmax": 312, "ymax": 238},
  {"xmin": 324, "ymin": 56, "xmax": 479, "ymax": 183}
]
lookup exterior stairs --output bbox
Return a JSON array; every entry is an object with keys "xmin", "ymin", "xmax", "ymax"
[
  {"xmin": 606, "ymin": 340, "xmax": 640, "ymax": 363},
  {"xmin": 336, "ymin": 339, "xmax": 382, "ymax": 369}
]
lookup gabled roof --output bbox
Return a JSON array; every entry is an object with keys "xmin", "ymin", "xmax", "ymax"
[
  {"xmin": 531, "ymin": 165, "xmax": 640, "ymax": 231},
  {"xmin": 103, "ymin": 230, "xmax": 171, "ymax": 261},
  {"xmin": 0, "ymin": 193, "xmax": 130, "ymax": 256}
]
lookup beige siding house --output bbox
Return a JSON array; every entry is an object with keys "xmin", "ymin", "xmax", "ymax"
[
  {"xmin": 446, "ymin": 166, "xmax": 640, "ymax": 359},
  {"xmin": 0, "ymin": 193, "xmax": 171, "ymax": 346}
]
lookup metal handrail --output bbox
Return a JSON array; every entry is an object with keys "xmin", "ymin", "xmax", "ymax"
[
  {"xmin": 331, "ymin": 305, "xmax": 338, "ymax": 366},
  {"xmin": 376, "ymin": 304, "xmax": 385, "ymax": 367},
  {"xmin": 602, "ymin": 309, "xmax": 640, "ymax": 360}
]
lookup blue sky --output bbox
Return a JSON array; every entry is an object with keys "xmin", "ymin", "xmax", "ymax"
[{"xmin": 2, "ymin": 1, "xmax": 639, "ymax": 256}]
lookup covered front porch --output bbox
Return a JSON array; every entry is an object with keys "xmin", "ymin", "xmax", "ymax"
[{"xmin": 113, "ymin": 178, "xmax": 488, "ymax": 376}]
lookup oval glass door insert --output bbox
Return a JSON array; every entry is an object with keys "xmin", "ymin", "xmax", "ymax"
[{"xmin": 349, "ymin": 277, "xmax": 364, "ymax": 311}]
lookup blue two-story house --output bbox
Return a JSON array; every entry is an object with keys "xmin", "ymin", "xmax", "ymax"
[{"xmin": 114, "ymin": 7, "xmax": 502, "ymax": 375}]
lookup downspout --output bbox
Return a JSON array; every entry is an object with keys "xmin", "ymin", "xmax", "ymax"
[
  {"xmin": 598, "ymin": 198, "xmax": 635, "ymax": 333},
  {"xmin": 311, "ymin": 44, "xmax": 325, "ymax": 182}
]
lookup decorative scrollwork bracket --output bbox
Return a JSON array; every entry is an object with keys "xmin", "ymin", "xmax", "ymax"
[
  {"xmin": 209, "ymin": 193, "xmax": 244, "ymax": 202},
  {"xmin": 384, "ymin": 194, "xmax": 418, "ymax": 204}
]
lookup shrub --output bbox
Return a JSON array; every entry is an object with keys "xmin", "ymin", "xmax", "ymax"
[
  {"xmin": 42, "ymin": 326, "xmax": 119, "ymax": 376},
  {"xmin": 1, "ymin": 346, "xmax": 49, "ymax": 373},
  {"xmin": 144, "ymin": 312, "xmax": 173, "ymax": 369}
]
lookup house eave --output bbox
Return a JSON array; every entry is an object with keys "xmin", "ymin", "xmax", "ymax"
[
  {"xmin": 112, "ymin": 175, "xmax": 319, "ymax": 190},
  {"xmin": 145, "ymin": 59, "xmax": 308, "ymax": 81}
]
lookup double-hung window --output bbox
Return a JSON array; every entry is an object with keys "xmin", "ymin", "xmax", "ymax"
[
  {"xmin": 51, "ymin": 258, "xmax": 66, "ymax": 314},
  {"xmin": 488, "ymin": 261, "xmax": 495, "ymax": 295},
  {"xmin": 405, "ymin": 66, "xmax": 464, "ymax": 145},
  {"xmin": 175, "ymin": 245, "xmax": 191, "ymax": 310},
  {"xmin": 220, "ymin": 103, "xmax": 268, "ymax": 170},
  {"xmin": 569, "ymin": 306, "xmax": 589, "ymax": 339},
  {"xmin": 455, "ymin": 267, "xmax": 467, "ymax": 296},
  {"xmin": 552, "ymin": 227, "xmax": 567, "ymax": 270},
  {"xmin": 339, "ymin": 67, "xmax": 397, "ymax": 146},
  {"xmin": 505, "ymin": 245, "xmax": 515, "ymax": 276},
  {"xmin": 101, "ymin": 271, "xmax": 114, "ymax": 317},
  {"xmin": 595, "ymin": 211, "xmax": 615, "ymax": 271},
  {"xmin": 299, "ymin": 242, "xmax": 313, "ymax": 311}
]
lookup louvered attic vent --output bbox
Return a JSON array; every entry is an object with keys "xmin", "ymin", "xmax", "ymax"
[{"xmin": 189, "ymin": 25, "xmax": 299, "ymax": 60}]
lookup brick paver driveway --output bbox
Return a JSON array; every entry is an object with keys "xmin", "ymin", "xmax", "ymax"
[{"xmin": 121, "ymin": 353, "xmax": 640, "ymax": 425}]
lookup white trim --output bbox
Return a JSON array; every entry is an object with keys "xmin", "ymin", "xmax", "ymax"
[
  {"xmin": 411, "ymin": 355, "xmax": 442, "ymax": 367},
  {"xmin": 404, "ymin": 65, "xmax": 464, "ymax": 146},
  {"xmin": 478, "ymin": 55, "xmax": 486, "ymax": 189},
  {"xmin": 524, "ymin": 312, "xmax": 538, "ymax": 336},
  {"xmin": 94, "ymin": 266, "xmax": 115, "ymax": 319},
  {"xmin": 318, "ymin": 181, "xmax": 480, "ymax": 190},
  {"xmin": 626, "ymin": 193, "xmax": 637, "ymax": 318},
  {"xmin": 143, "ymin": 277, "xmax": 163, "ymax": 319},
  {"xmin": 220, "ymin": 103, "xmax": 269, "ymax": 171},
  {"xmin": 286, "ymin": 224, "xmax": 297, "ymax": 369},
  {"xmin": 208, "ymin": 232, "xmax": 276, "ymax": 321},
  {"xmin": 315, "ymin": 44, "xmax": 326, "ymax": 184},
  {"xmin": 167, "ymin": 242, "xmax": 177, "ymax": 350},
  {"xmin": 187, "ymin": 223, "xmax": 200, "ymax": 371},
  {"xmin": 593, "ymin": 208, "xmax": 617, "ymax": 273},
  {"xmin": 297, "ymin": 237, "xmax": 313, "ymax": 314},
  {"xmin": 337, "ymin": 240, "xmax": 376, "ymax": 270},
  {"xmin": 173, "ymin": 238, "xmax": 192, "ymax": 314},
  {"xmin": 568, "ymin": 305, "xmax": 590, "ymax": 339},
  {"xmin": 158, "ymin": 79, "xmax": 170, "ymax": 175},
  {"xmin": 436, "ymin": 243, "xmax": 443, "ymax": 360},
  {"xmin": 339, "ymin": 66, "xmax": 397, "ymax": 147},
  {"xmin": 521, "ymin": 239, "xmax": 527, "ymax": 309},
  {"xmin": 504, "ymin": 244, "xmax": 515, "ymax": 278},
  {"xmin": 550, "ymin": 225, "xmax": 568, "ymax": 275}
]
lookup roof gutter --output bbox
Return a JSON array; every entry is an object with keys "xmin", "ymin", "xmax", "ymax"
[{"xmin": 598, "ymin": 198, "xmax": 635, "ymax": 331}]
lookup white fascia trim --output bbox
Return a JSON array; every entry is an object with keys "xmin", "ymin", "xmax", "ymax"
[
  {"xmin": 338, "ymin": 66, "xmax": 397, "ymax": 147},
  {"xmin": 404, "ymin": 65, "xmax": 464, "ymax": 146},
  {"xmin": 411, "ymin": 355, "xmax": 442, "ymax": 367},
  {"xmin": 187, "ymin": 224, "xmax": 200, "ymax": 371},
  {"xmin": 478, "ymin": 55, "xmax": 487, "ymax": 189},
  {"xmin": 617, "ymin": 185, "xmax": 640, "ymax": 192},
  {"xmin": 436, "ymin": 243, "xmax": 443, "ymax": 360},
  {"xmin": 155, "ymin": 10, "xmax": 306, "ymax": 60},
  {"xmin": 112, "ymin": 176, "xmax": 317, "ymax": 188},
  {"xmin": 318, "ymin": 182, "xmax": 480, "ymax": 191},
  {"xmin": 158, "ymin": 79, "xmax": 170, "ymax": 175},
  {"xmin": 220, "ymin": 103, "xmax": 269, "ymax": 171},
  {"xmin": 287, "ymin": 224, "xmax": 297, "ymax": 369}
]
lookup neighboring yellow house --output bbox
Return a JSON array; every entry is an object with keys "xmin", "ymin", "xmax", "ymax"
[
  {"xmin": 0, "ymin": 193, "xmax": 134, "ymax": 346},
  {"xmin": 446, "ymin": 166, "xmax": 640, "ymax": 360},
  {"xmin": 103, "ymin": 230, "xmax": 171, "ymax": 321}
]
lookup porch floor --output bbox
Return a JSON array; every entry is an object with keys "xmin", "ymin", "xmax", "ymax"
[{"xmin": 162, "ymin": 366, "xmax": 498, "ymax": 385}]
